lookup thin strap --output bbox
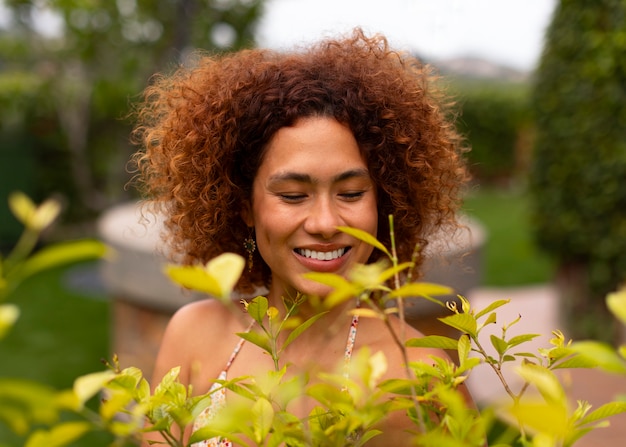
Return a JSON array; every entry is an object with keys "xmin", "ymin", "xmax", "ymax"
[
  {"xmin": 223, "ymin": 320, "xmax": 255, "ymax": 372},
  {"xmin": 343, "ymin": 314, "xmax": 359, "ymax": 380}
]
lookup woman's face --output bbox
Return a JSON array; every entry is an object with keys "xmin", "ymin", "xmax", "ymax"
[{"xmin": 244, "ymin": 117, "xmax": 378, "ymax": 300}]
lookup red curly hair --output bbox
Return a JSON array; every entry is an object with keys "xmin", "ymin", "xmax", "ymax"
[{"xmin": 131, "ymin": 28, "xmax": 469, "ymax": 293}]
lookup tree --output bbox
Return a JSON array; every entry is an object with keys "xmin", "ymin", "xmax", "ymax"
[
  {"xmin": 0, "ymin": 0, "xmax": 264, "ymax": 222},
  {"xmin": 530, "ymin": 0, "xmax": 626, "ymax": 341}
]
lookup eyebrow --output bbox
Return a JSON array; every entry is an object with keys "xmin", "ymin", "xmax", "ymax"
[{"xmin": 268, "ymin": 168, "xmax": 371, "ymax": 184}]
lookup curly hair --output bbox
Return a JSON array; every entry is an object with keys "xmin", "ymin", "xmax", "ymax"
[{"xmin": 130, "ymin": 28, "xmax": 469, "ymax": 293}]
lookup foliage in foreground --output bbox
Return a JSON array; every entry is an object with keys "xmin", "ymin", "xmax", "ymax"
[{"xmin": 2, "ymin": 197, "xmax": 626, "ymax": 446}]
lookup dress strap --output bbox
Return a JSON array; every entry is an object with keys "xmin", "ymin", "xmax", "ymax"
[
  {"xmin": 223, "ymin": 320, "xmax": 255, "ymax": 372},
  {"xmin": 343, "ymin": 313, "xmax": 359, "ymax": 380}
]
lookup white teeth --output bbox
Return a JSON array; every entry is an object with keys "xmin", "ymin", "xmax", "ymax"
[{"xmin": 298, "ymin": 248, "xmax": 346, "ymax": 260}]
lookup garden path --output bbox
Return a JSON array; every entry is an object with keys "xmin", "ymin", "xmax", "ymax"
[{"xmin": 468, "ymin": 285, "xmax": 626, "ymax": 447}]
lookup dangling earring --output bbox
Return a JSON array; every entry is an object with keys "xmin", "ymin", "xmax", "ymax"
[{"xmin": 243, "ymin": 229, "xmax": 256, "ymax": 272}]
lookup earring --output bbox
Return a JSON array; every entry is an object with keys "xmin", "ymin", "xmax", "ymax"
[{"xmin": 243, "ymin": 230, "xmax": 256, "ymax": 272}]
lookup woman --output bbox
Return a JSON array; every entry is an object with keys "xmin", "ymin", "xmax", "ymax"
[{"xmin": 132, "ymin": 28, "xmax": 472, "ymax": 446}]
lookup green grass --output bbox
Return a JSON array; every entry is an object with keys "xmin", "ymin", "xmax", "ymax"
[
  {"xmin": 0, "ymin": 261, "xmax": 111, "ymax": 446},
  {"xmin": 463, "ymin": 185, "xmax": 557, "ymax": 287}
]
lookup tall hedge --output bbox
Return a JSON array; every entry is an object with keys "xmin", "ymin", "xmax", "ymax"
[
  {"xmin": 530, "ymin": 0, "xmax": 626, "ymax": 340},
  {"xmin": 455, "ymin": 81, "xmax": 533, "ymax": 183}
]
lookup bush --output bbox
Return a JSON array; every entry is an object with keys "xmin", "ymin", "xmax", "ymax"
[
  {"xmin": 454, "ymin": 80, "xmax": 533, "ymax": 184},
  {"xmin": 529, "ymin": 0, "xmax": 626, "ymax": 339}
]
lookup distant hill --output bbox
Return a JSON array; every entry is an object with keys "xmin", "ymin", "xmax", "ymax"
[{"xmin": 430, "ymin": 56, "xmax": 530, "ymax": 82}]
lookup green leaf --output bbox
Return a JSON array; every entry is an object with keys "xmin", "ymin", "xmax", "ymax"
[
  {"xmin": 457, "ymin": 334, "xmax": 471, "ymax": 366},
  {"xmin": 508, "ymin": 400, "xmax": 569, "ymax": 438},
  {"xmin": 552, "ymin": 355, "xmax": 599, "ymax": 369},
  {"xmin": 406, "ymin": 335, "xmax": 458, "ymax": 350},
  {"xmin": 205, "ymin": 253, "xmax": 246, "ymax": 299},
  {"xmin": 164, "ymin": 264, "xmax": 222, "ymax": 296},
  {"xmin": 8, "ymin": 191, "xmax": 36, "ymax": 226},
  {"xmin": 570, "ymin": 340, "xmax": 626, "ymax": 374},
  {"xmin": 302, "ymin": 272, "xmax": 352, "ymax": 289},
  {"xmin": 439, "ymin": 312, "xmax": 477, "ymax": 337},
  {"xmin": 490, "ymin": 335, "xmax": 508, "ymax": 356},
  {"xmin": 282, "ymin": 311, "xmax": 328, "ymax": 351},
  {"xmin": 73, "ymin": 370, "xmax": 116, "ymax": 409},
  {"xmin": 0, "ymin": 303, "xmax": 19, "ymax": 339},
  {"xmin": 11, "ymin": 240, "xmax": 107, "ymax": 283},
  {"xmin": 606, "ymin": 289, "xmax": 626, "ymax": 325},
  {"xmin": 252, "ymin": 397, "xmax": 274, "ymax": 443},
  {"xmin": 516, "ymin": 363, "xmax": 565, "ymax": 404},
  {"xmin": 474, "ymin": 299, "xmax": 510, "ymax": 319},
  {"xmin": 579, "ymin": 401, "xmax": 626, "ymax": 426},
  {"xmin": 507, "ymin": 333, "xmax": 541, "ymax": 348},
  {"xmin": 478, "ymin": 311, "xmax": 497, "ymax": 330},
  {"xmin": 376, "ymin": 261, "xmax": 414, "ymax": 284},
  {"xmin": 25, "ymin": 421, "xmax": 92, "ymax": 447},
  {"xmin": 237, "ymin": 330, "xmax": 272, "ymax": 354},
  {"xmin": 246, "ymin": 296, "xmax": 269, "ymax": 325},
  {"xmin": 337, "ymin": 226, "xmax": 390, "ymax": 258},
  {"xmin": 389, "ymin": 282, "xmax": 453, "ymax": 310}
]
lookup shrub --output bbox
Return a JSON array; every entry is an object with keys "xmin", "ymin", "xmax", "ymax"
[
  {"xmin": 529, "ymin": 0, "xmax": 626, "ymax": 340},
  {"xmin": 454, "ymin": 80, "xmax": 533, "ymax": 184}
]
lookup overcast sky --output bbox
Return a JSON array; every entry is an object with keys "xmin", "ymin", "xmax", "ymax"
[{"xmin": 256, "ymin": 0, "xmax": 557, "ymax": 71}]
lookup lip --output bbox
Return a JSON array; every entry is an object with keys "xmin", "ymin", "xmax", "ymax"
[{"xmin": 293, "ymin": 244, "xmax": 352, "ymax": 272}]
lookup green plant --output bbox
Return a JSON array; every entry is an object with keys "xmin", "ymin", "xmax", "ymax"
[
  {"xmin": 34, "ymin": 219, "xmax": 626, "ymax": 447},
  {"xmin": 0, "ymin": 192, "xmax": 107, "ymax": 443},
  {"xmin": 454, "ymin": 80, "xmax": 533, "ymax": 184},
  {"xmin": 4, "ymin": 202, "xmax": 626, "ymax": 446},
  {"xmin": 529, "ymin": 0, "xmax": 626, "ymax": 340}
]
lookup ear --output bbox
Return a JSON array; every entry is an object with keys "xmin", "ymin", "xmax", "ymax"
[{"xmin": 241, "ymin": 200, "xmax": 254, "ymax": 227}]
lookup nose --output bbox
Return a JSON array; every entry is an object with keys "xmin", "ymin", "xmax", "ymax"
[{"xmin": 303, "ymin": 197, "xmax": 343, "ymax": 239}]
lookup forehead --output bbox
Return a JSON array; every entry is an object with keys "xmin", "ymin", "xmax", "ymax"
[{"xmin": 258, "ymin": 117, "xmax": 367, "ymax": 178}]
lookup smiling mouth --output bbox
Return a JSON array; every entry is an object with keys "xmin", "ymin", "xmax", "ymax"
[{"xmin": 295, "ymin": 247, "xmax": 350, "ymax": 261}]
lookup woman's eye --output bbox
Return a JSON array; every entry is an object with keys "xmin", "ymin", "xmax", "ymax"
[
  {"xmin": 339, "ymin": 191, "xmax": 365, "ymax": 201},
  {"xmin": 280, "ymin": 194, "xmax": 307, "ymax": 202}
]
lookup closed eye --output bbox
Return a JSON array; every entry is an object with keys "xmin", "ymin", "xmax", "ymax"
[
  {"xmin": 339, "ymin": 191, "xmax": 365, "ymax": 201},
  {"xmin": 279, "ymin": 193, "xmax": 307, "ymax": 203}
]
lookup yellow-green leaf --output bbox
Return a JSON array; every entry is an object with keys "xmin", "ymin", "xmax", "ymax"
[
  {"xmin": 165, "ymin": 264, "xmax": 222, "ymax": 297},
  {"xmin": 508, "ymin": 400, "xmax": 569, "ymax": 438},
  {"xmin": 439, "ymin": 312, "xmax": 477, "ymax": 337},
  {"xmin": 11, "ymin": 240, "xmax": 107, "ymax": 284},
  {"xmin": 349, "ymin": 308, "xmax": 383, "ymax": 319},
  {"xmin": 25, "ymin": 421, "xmax": 91, "ymax": 447},
  {"xmin": 73, "ymin": 370, "xmax": 116, "ymax": 409},
  {"xmin": 607, "ymin": 288, "xmax": 626, "ymax": 325},
  {"xmin": 516, "ymin": 363, "xmax": 565, "ymax": 405},
  {"xmin": 8, "ymin": 191, "xmax": 36, "ymax": 226},
  {"xmin": 458, "ymin": 334, "xmax": 471, "ymax": 365},
  {"xmin": 282, "ymin": 311, "xmax": 328, "ymax": 351},
  {"xmin": 570, "ymin": 340, "xmax": 626, "ymax": 374},
  {"xmin": 337, "ymin": 226, "xmax": 390, "ymax": 257},
  {"xmin": 474, "ymin": 299, "xmax": 510, "ymax": 319},
  {"xmin": 0, "ymin": 303, "xmax": 19, "ymax": 339},
  {"xmin": 246, "ymin": 296, "xmax": 269, "ymax": 325},
  {"xmin": 237, "ymin": 330, "xmax": 272, "ymax": 354},
  {"xmin": 580, "ymin": 401, "xmax": 626, "ymax": 425},
  {"xmin": 406, "ymin": 335, "xmax": 458, "ymax": 350},
  {"xmin": 252, "ymin": 397, "xmax": 274, "ymax": 443},
  {"xmin": 205, "ymin": 253, "xmax": 245, "ymax": 298}
]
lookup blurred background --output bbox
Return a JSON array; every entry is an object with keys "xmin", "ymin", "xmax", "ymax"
[{"xmin": 1, "ymin": 0, "xmax": 626, "ymax": 444}]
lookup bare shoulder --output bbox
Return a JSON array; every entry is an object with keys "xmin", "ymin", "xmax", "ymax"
[{"xmin": 151, "ymin": 299, "xmax": 240, "ymax": 385}]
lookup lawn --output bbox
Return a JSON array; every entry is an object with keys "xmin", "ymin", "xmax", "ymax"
[
  {"xmin": 463, "ymin": 185, "xmax": 556, "ymax": 287},
  {"xmin": 0, "ymin": 185, "xmax": 555, "ymax": 444}
]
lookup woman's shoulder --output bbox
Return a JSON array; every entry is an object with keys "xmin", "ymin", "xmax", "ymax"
[
  {"xmin": 151, "ymin": 298, "xmax": 244, "ymax": 383},
  {"xmin": 164, "ymin": 298, "xmax": 242, "ymax": 340}
]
